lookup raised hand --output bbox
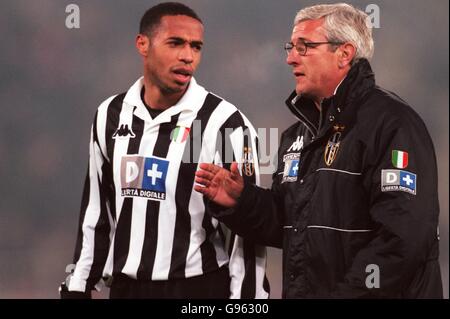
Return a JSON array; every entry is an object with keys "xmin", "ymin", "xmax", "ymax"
[{"xmin": 194, "ymin": 162, "xmax": 244, "ymax": 208}]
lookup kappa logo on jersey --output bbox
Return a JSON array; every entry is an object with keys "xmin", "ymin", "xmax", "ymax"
[
  {"xmin": 381, "ymin": 169, "xmax": 417, "ymax": 195},
  {"xmin": 282, "ymin": 153, "xmax": 300, "ymax": 183},
  {"xmin": 287, "ymin": 136, "xmax": 304, "ymax": 152},
  {"xmin": 120, "ymin": 155, "xmax": 169, "ymax": 200},
  {"xmin": 113, "ymin": 124, "xmax": 136, "ymax": 139}
]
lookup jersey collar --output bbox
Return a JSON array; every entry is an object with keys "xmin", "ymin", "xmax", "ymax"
[{"xmin": 123, "ymin": 77, "xmax": 208, "ymax": 125}]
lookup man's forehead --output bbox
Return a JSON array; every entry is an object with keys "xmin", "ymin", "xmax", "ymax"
[
  {"xmin": 157, "ymin": 15, "xmax": 204, "ymax": 39},
  {"xmin": 291, "ymin": 18, "xmax": 325, "ymax": 39}
]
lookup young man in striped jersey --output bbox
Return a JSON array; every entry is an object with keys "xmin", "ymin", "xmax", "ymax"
[{"xmin": 60, "ymin": 2, "xmax": 269, "ymax": 299}]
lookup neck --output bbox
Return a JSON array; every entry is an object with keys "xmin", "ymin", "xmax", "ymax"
[
  {"xmin": 142, "ymin": 77, "xmax": 186, "ymax": 110},
  {"xmin": 313, "ymin": 72, "xmax": 348, "ymax": 111},
  {"xmin": 313, "ymin": 99, "xmax": 323, "ymax": 111}
]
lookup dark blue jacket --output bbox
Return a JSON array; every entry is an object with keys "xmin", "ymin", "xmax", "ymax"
[{"xmin": 212, "ymin": 59, "xmax": 443, "ymax": 298}]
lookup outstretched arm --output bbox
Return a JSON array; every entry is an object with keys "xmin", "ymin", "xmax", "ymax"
[
  {"xmin": 194, "ymin": 162, "xmax": 243, "ymax": 207},
  {"xmin": 195, "ymin": 161, "xmax": 284, "ymax": 248}
]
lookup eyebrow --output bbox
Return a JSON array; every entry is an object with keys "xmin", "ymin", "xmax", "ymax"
[
  {"xmin": 295, "ymin": 37, "xmax": 313, "ymax": 42},
  {"xmin": 191, "ymin": 40, "xmax": 204, "ymax": 47},
  {"xmin": 167, "ymin": 36, "xmax": 203, "ymax": 46}
]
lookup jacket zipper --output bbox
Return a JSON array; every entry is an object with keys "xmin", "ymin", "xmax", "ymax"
[
  {"xmin": 318, "ymin": 100, "xmax": 324, "ymax": 133},
  {"xmin": 289, "ymin": 97, "xmax": 317, "ymax": 139}
]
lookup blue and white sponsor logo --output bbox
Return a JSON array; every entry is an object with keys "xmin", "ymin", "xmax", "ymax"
[
  {"xmin": 381, "ymin": 169, "xmax": 417, "ymax": 195},
  {"xmin": 121, "ymin": 155, "xmax": 169, "ymax": 200},
  {"xmin": 288, "ymin": 160, "xmax": 299, "ymax": 177},
  {"xmin": 282, "ymin": 153, "xmax": 300, "ymax": 183},
  {"xmin": 399, "ymin": 170, "xmax": 416, "ymax": 190}
]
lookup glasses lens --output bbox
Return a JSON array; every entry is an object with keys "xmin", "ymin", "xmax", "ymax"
[
  {"xmin": 284, "ymin": 42, "xmax": 293, "ymax": 53},
  {"xmin": 295, "ymin": 40, "xmax": 307, "ymax": 55}
]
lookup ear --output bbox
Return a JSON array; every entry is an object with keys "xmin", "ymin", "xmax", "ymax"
[
  {"xmin": 337, "ymin": 43, "xmax": 356, "ymax": 68},
  {"xmin": 136, "ymin": 34, "xmax": 149, "ymax": 57}
]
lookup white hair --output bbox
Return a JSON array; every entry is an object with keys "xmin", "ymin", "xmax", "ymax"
[{"xmin": 294, "ymin": 3, "xmax": 374, "ymax": 63}]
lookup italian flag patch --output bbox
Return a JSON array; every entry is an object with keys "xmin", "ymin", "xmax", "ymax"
[
  {"xmin": 171, "ymin": 126, "xmax": 190, "ymax": 143},
  {"xmin": 392, "ymin": 150, "xmax": 408, "ymax": 169}
]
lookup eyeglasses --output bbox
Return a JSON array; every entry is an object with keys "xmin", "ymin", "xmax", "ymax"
[{"xmin": 284, "ymin": 40, "xmax": 343, "ymax": 56}]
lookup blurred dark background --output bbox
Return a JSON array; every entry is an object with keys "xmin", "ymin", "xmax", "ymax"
[{"xmin": 0, "ymin": 0, "xmax": 448, "ymax": 298}]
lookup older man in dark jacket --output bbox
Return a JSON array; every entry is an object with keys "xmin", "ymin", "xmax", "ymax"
[{"xmin": 194, "ymin": 3, "xmax": 443, "ymax": 298}]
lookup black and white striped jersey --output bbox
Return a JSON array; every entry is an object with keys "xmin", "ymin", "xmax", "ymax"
[{"xmin": 68, "ymin": 77, "xmax": 269, "ymax": 298}]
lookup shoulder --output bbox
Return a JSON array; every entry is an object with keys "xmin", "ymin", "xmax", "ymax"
[
  {"xmin": 281, "ymin": 121, "xmax": 303, "ymax": 140},
  {"xmin": 360, "ymin": 86, "xmax": 430, "ymax": 135},
  {"xmin": 210, "ymin": 92, "xmax": 239, "ymax": 115},
  {"xmin": 208, "ymin": 92, "xmax": 257, "ymax": 132},
  {"xmin": 92, "ymin": 92, "xmax": 127, "ymax": 128},
  {"xmin": 357, "ymin": 87, "xmax": 435, "ymax": 154},
  {"xmin": 97, "ymin": 92, "xmax": 126, "ymax": 114},
  {"xmin": 88, "ymin": 93, "xmax": 127, "ymax": 146}
]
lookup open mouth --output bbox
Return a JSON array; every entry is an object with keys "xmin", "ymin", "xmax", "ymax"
[
  {"xmin": 294, "ymin": 72, "xmax": 305, "ymax": 77},
  {"xmin": 172, "ymin": 68, "xmax": 193, "ymax": 83},
  {"xmin": 173, "ymin": 69, "xmax": 192, "ymax": 76}
]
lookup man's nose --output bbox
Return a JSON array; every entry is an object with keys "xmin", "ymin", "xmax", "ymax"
[
  {"xmin": 286, "ymin": 49, "xmax": 299, "ymax": 66},
  {"xmin": 179, "ymin": 45, "xmax": 194, "ymax": 64}
]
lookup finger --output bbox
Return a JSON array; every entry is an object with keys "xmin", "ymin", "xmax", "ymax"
[
  {"xmin": 194, "ymin": 176, "xmax": 211, "ymax": 187},
  {"xmin": 230, "ymin": 162, "xmax": 241, "ymax": 180},
  {"xmin": 194, "ymin": 184, "xmax": 207, "ymax": 194},
  {"xmin": 195, "ymin": 169, "xmax": 215, "ymax": 181},
  {"xmin": 199, "ymin": 163, "xmax": 220, "ymax": 174},
  {"xmin": 194, "ymin": 184, "xmax": 212, "ymax": 199}
]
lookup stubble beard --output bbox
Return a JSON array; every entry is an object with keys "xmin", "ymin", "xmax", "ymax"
[{"xmin": 149, "ymin": 70, "xmax": 186, "ymax": 96}]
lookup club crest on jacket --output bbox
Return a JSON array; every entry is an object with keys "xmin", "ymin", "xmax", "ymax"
[
  {"xmin": 324, "ymin": 126, "xmax": 344, "ymax": 166},
  {"xmin": 243, "ymin": 146, "xmax": 255, "ymax": 177}
]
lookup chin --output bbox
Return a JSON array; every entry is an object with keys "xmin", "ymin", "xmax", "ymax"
[
  {"xmin": 163, "ymin": 83, "xmax": 185, "ymax": 94},
  {"xmin": 173, "ymin": 81, "xmax": 189, "ymax": 90},
  {"xmin": 296, "ymin": 87, "xmax": 308, "ymax": 96}
]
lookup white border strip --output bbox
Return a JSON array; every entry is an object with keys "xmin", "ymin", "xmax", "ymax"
[
  {"xmin": 307, "ymin": 225, "xmax": 373, "ymax": 233},
  {"xmin": 316, "ymin": 168, "xmax": 362, "ymax": 175}
]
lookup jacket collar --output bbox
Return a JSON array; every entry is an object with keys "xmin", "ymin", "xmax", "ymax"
[
  {"xmin": 286, "ymin": 59, "xmax": 376, "ymax": 137},
  {"xmin": 123, "ymin": 76, "xmax": 208, "ymax": 126}
]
